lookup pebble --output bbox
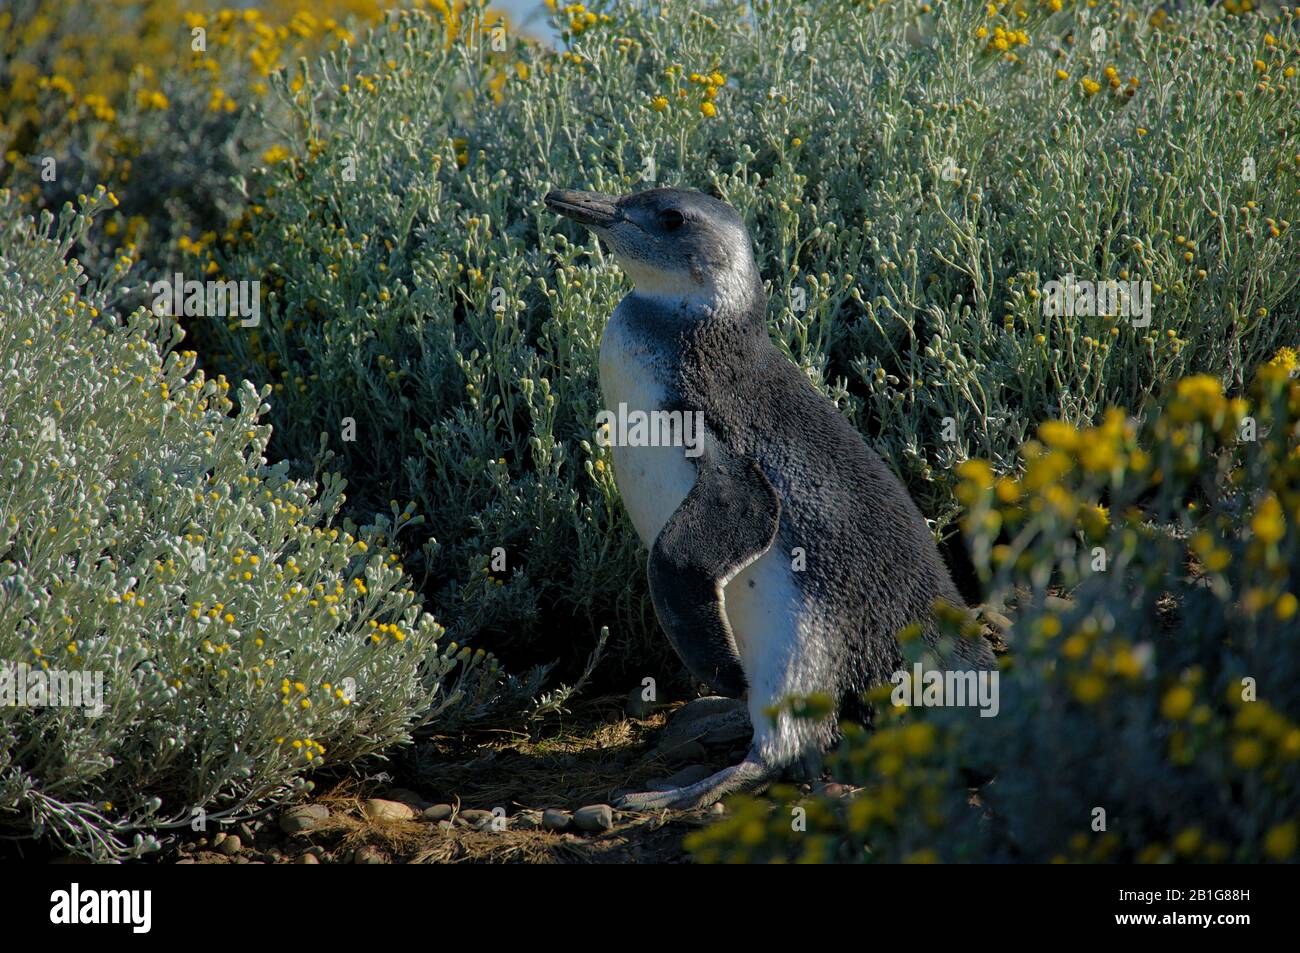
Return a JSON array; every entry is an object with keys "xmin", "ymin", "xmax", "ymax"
[
  {"xmin": 280, "ymin": 804, "xmax": 330, "ymax": 834},
  {"xmin": 362, "ymin": 798, "xmax": 415, "ymax": 822},
  {"xmin": 673, "ymin": 696, "xmax": 746, "ymax": 724},
  {"xmin": 511, "ymin": 812, "xmax": 542, "ymax": 830},
  {"xmin": 353, "ymin": 845, "xmax": 389, "ymax": 864},
  {"xmin": 541, "ymin": 809, "xmax": 572, "ymax": 831},
  {"xmin": 384, "ymin": 787, "xmax": 431, "ymax": 811},
  {"xmin": 458, "ymin": 809, "xmax": 495, "ymax": 830},
  {"xmin": 420, "ymin": 803, "xmax": 453, "ymax": 822},
  {"xmin": 295, "ymin": 853, "xmax": 320, "ymax": 864},
  {"xmin": 216, "ymin": 834, "xmax": 241, "ymax": 856},
  {"xmin": 573, "ymin": 804, "xmax": 613, "ymax": 832}
]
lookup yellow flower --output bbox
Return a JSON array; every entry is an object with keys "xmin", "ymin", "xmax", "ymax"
[
  {"xmin": 900, "ymin": 722, "xmax": 936, "ymax": 756},
  {"xmin": 1232, "ymin": 738, "xmax": 1265, "ymax": 770},
  {"xmin": 1038, "ymin": 420, "xmax": 1079, "ymax": 451},
  {"xmin": 1251, "ymin": 494, "xmax": 1285, "ymax": 545},
  {"xmin": 1173, "ymin": 827, "xmax": 1202, "ymax": 855},
  {"xmin": 650, "ymin": 95, "xmax": 668, "ymax": 112},
  {"xmin": 1267, "ymin": 347, "xmax": 1298, "ymax": 374},
  {"xmin": 700, "ymin": 101, "xmax": 717, "ymax": 117},
  {"xmin": 1264, "ymin": 821, "xmax": 1297, "ymax": 860},
  {"xmin": 1276, "ymin": 593, "xmax": 1298, "ymax": 621},
  {"xmin": 1169, "ymin": 375, "xmax": 1226, "ymax": 424},
  {"xmin": 957, "ymin": 458, "xmax": 995, "ymax": 488},
  {"xmin": 137, "ymin": 89, "xmax": 170, "ymax": 110},
  {"xmin": 1161, "ymin": 685, "xmax": 1194, "ymax": 720},
  {"xmin": 262, "ymin": 145, "xmax": 290, "ymax": 164},
  {"xmin": 1081, "ymin": 78, "xmax": 1101, "ymax": 96},
  {"xmin": 1073, "ymin": 674, "xmax": 1106, "ymax": 703}
]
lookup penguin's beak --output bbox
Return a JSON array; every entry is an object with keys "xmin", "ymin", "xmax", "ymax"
[{"xmin": 544, "ymin": 189, "xmax": 620, "ymax": 228}]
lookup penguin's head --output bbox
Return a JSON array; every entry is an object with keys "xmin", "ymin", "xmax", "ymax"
[{"xmin": 545, "ymin": 187, "xmax": 759, "ymax": 309}]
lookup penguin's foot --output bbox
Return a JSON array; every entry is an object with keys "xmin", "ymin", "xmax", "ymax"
[{"xmin": 615, "ymin": 751, "xmax": 775, "ymax": 811}]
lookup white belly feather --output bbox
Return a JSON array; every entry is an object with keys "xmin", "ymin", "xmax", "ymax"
[
  {"xmin": 599, "ymin": 294, "xmax": 831, "ymax": 765},
  {"xmin": 598, "ymin": 300, "xmax": 696, "ymax": 546}
]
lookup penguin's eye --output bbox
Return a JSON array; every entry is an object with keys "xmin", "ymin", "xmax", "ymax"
[{"xmin": 657, "ymin": 209, "xmax": 685, "ymax": 231}]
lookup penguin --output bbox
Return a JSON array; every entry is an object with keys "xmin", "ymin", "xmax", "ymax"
[{"xmin": 544, "ymin": 186, "xmax": 995, "ymax": 810}]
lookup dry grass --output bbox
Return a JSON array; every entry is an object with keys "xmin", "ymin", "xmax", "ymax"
[{"xmin": 258, "ymin": 695, "xmax": 721, "ymax": 863}]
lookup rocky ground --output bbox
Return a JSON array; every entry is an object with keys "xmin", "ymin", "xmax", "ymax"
[{"xmin": 159, "ymin": 693, "xmax": 819, "ymax": 865}]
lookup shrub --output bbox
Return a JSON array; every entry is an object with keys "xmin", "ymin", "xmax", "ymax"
[
  {"xmin": 1, "ymin": 3, "xmax": 406, "ymax": 312},
  {"xmin": 200, "ymin": 3, "xmax": 658, "ymax": 669},
  {"xmin": 0, "ymin": 189, "xmax": 497, "ymax": 860},
  {"xmin": 689, "ymin": 356, "xmax": 1300, "ymax": 863},
  {"xmin": 197, "ymin": 1, "xmax": 1299, "ymax": 676}
]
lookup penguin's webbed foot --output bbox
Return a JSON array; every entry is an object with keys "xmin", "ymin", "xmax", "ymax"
[{"xmin": 615, "ymin": 751, "xmax": 775, "ymax": 812}]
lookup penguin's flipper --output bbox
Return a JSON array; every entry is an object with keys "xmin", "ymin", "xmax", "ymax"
[{"xmin": 648, "ymin": 452, "xmax": 781, "ymax": 698}]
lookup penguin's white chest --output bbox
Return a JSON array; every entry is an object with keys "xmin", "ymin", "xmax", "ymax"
[
  {"xmin": 598, "ymin": 297, "xmax": 827, "ymax": 763},
  {"xmin": 597, "ymin": 302, "xmax": 696, "ymax": 546},
  {"xmin": 598, "ymin": 298, "xmax": 801, "ymax": 655}
]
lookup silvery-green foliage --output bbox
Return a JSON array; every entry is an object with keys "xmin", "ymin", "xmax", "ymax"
[
  {"xmin": 7, "ymin": 48, "xmax": 257, "ymax": 302},
  {"xmin": 692, "ymin": 367, "xmax": 1300, "ymax": 863},
  {"xmin": 0, "ymin": 190, "xmax": 497, "ymax": 860},
  {"xmin": 206, "ymin": 1, "xmax": 1297, "ymax": 670}
]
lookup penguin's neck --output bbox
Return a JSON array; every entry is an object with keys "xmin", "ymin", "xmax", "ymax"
[{"xmin": 623, "ymin": 256, "xmax": 764, "ymax": 324}]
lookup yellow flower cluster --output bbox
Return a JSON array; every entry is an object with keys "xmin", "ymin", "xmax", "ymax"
[
  {"xmin": 558, "ymin": 3, "xmax": 610, "ymax": 35},
  {"xmin": 654, "ymin": 65, "xmax": 727, "ymax": 118},
  {"xmin": 984, "ymin": 25, "xmax": 1029, "ymax": 53},
  {"xmin": 2, "ymin": 1, "xmax": 404, "ymax": 159}
]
